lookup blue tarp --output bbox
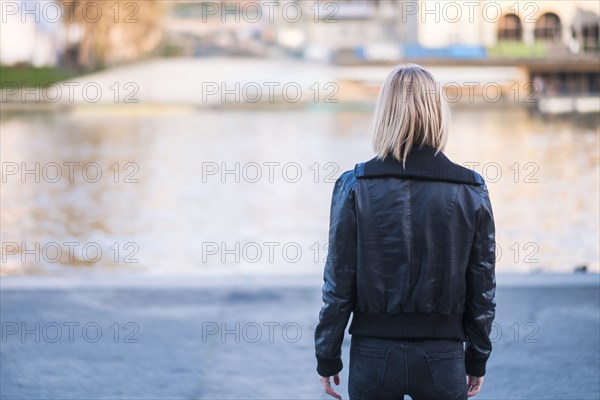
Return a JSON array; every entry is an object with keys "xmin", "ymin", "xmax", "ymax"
[
  {"xmin": 352, "ymin": 44, "xmax": 487, "ymax": 60},
  {"xmin": 403, "ymin": 44, "xmax": 487, "ymax": 59}
]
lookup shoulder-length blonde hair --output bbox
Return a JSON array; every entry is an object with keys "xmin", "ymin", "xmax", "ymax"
[{"xmin": 370, "ymin": 64, "xmax": 450, "ymax": 165}]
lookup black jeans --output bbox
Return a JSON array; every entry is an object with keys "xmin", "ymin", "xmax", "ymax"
[{"xmin": 348, "ymin": 336, "xmax": 467, "ymax": 400}]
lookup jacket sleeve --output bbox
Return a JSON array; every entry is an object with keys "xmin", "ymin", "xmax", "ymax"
[
  {"xmin": 464, "ymin": 181, "xmax": 497, "ymax": 377},
  {"xmin": 314, "ymin": 171, "xmax": 358, "ymax": 377}
]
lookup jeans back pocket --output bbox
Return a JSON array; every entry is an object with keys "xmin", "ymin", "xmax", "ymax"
[
  {"xmin": 425, "ymin": 350, "xmax": 466, "ymax": 399},
  {"xmin": 349, "ymin": 344, "xmax": 389, "ymax": 396}
]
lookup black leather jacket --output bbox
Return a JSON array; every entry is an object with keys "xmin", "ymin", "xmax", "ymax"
[{"xmin": 315, "ymin": 145, "xmax": 496, "ymax": 378}]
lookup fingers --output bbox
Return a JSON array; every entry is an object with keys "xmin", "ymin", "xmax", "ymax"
[
  {"xmin": 320, "ymin": 376, "xmax": 342, "ymax": 400},
  {"xmin": 325, "ymin": 384, "xmax": 342, "ymax": 400},
  {"xmin": 333, "ymin": 374, "xmax": 340, "ymax": 386},
  {"xmin": 467, "ymin": 383, "xmax": 480, "ymax": 398},
  {"xmin": 466, "ymin": 375, "xmax": 483, "ymax": 398}
]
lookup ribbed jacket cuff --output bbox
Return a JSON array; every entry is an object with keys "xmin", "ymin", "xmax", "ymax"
[
  {"xmin": 316, "ymin": 355, "xmax": 343, "ymax": 377},
  {"xmin": 465, "ymin": 355, "xmax": 487, "ymax": 377}
]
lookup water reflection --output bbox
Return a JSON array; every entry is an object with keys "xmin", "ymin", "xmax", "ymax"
[{"xmin": 1, "ymin": 108, "xmax": 598, "ymax": 275}]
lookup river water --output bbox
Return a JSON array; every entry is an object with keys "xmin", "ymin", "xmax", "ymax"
[{"xmin": 1, "ymin": 107, "xmax": 598, "ymax": 275}]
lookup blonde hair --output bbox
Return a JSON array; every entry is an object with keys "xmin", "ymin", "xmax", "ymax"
[{"xmin": 370, "ymin": 64, "xmax": 450, "ymax": 166}]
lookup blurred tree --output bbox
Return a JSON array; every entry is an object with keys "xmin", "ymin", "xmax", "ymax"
[{"xmin": 60, "ymin": 0, "xmax": 165, "ymax": 69}]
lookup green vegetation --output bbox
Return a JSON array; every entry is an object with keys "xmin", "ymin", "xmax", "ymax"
[
  {"xmin": 0, "ymin": 65, "xmax": 82, "ymax": 88},
  {"xmin": 487, "ymin": 41, "xmax": 547, "ymax": 59}
]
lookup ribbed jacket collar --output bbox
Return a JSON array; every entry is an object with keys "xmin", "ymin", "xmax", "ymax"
[{"xmin": 355, "ymin": 145, "xmax": 482, "ymax": 185}]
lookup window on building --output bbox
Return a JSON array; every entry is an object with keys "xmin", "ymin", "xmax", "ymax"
[
  {"xmin": 498, "ymin": 14, "xmax": 522, "ymax": 41},
  {"xmin": 582, "ymin": 23, "xmax": 600, "ymax": 51},
  {"xmin": 572, "ymin": 10, "xmax": 599, "ymax": 53},
  {"xmin": 534, "ymin": 13, "xmax": 562, "ymax": 41}
]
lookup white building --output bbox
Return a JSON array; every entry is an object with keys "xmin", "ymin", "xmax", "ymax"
[
  {"xmin": 0, "ymin": 2, "xmax": 62, "ymax": 66},
  {"xmin": 296, "ymin": 0, "xmax": 599, "ymax": 60},
  {"xmin": 414, "ymin": 0, "xmax": 599, "ymax": 55}
]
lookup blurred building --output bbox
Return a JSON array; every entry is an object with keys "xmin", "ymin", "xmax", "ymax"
[
  {"xmin": 0, "ymin": 4, "xmax": 61, "ymax": 66},
  {"xmin": 289, "ymin": 1, "xmax": 420, "ymax": 63},
  {"xmin": 418, "ymin": 0, "xmax": 599, "ymax": 58},
  {"xmin": 297, "ymin": 0, "xmax": 598, "ymax": 114},
  {"xmin": 161, "ymin": 1, "xmax": 599, "ymax": 66},
  {"xmin": 2, "ymin": 0, "xmax": 598, "ymax": 112},
  {"xmin": 0, "ymin": 0, "xmax": 164, "ymax": 69},
  {"xmin": 162, "ymin": 1, "xmax": 276, "ymax": 57},
  {"xmin": 5, "ymin": 0, "xmax": 595, "ymax": 67},
  {"xmin": 295, "ymin": 0, "xmax": 599, "ymax": 63}
]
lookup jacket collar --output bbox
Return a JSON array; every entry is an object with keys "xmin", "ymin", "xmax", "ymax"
[{"xmin": 355, "ymin": 145, "xmax": 481, "ymax": 186}]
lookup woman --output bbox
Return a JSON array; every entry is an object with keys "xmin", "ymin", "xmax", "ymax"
[{"xmin": 314, "ymin": 64, "xmax": 496, "ymax": 400}]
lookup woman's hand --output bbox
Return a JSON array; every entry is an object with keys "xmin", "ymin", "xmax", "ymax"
[
  {"xmin": 467, "ymin": 375, "xmax": 484, "ymax": 397},
  {"xmin": 319, "ymin": 374, "xmax": 342, "ymax": 400}
]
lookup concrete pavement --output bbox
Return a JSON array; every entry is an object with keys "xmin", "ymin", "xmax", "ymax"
[{"xmin": 1, "ymin": 273, "xmax": 598, "ymax": 399}]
